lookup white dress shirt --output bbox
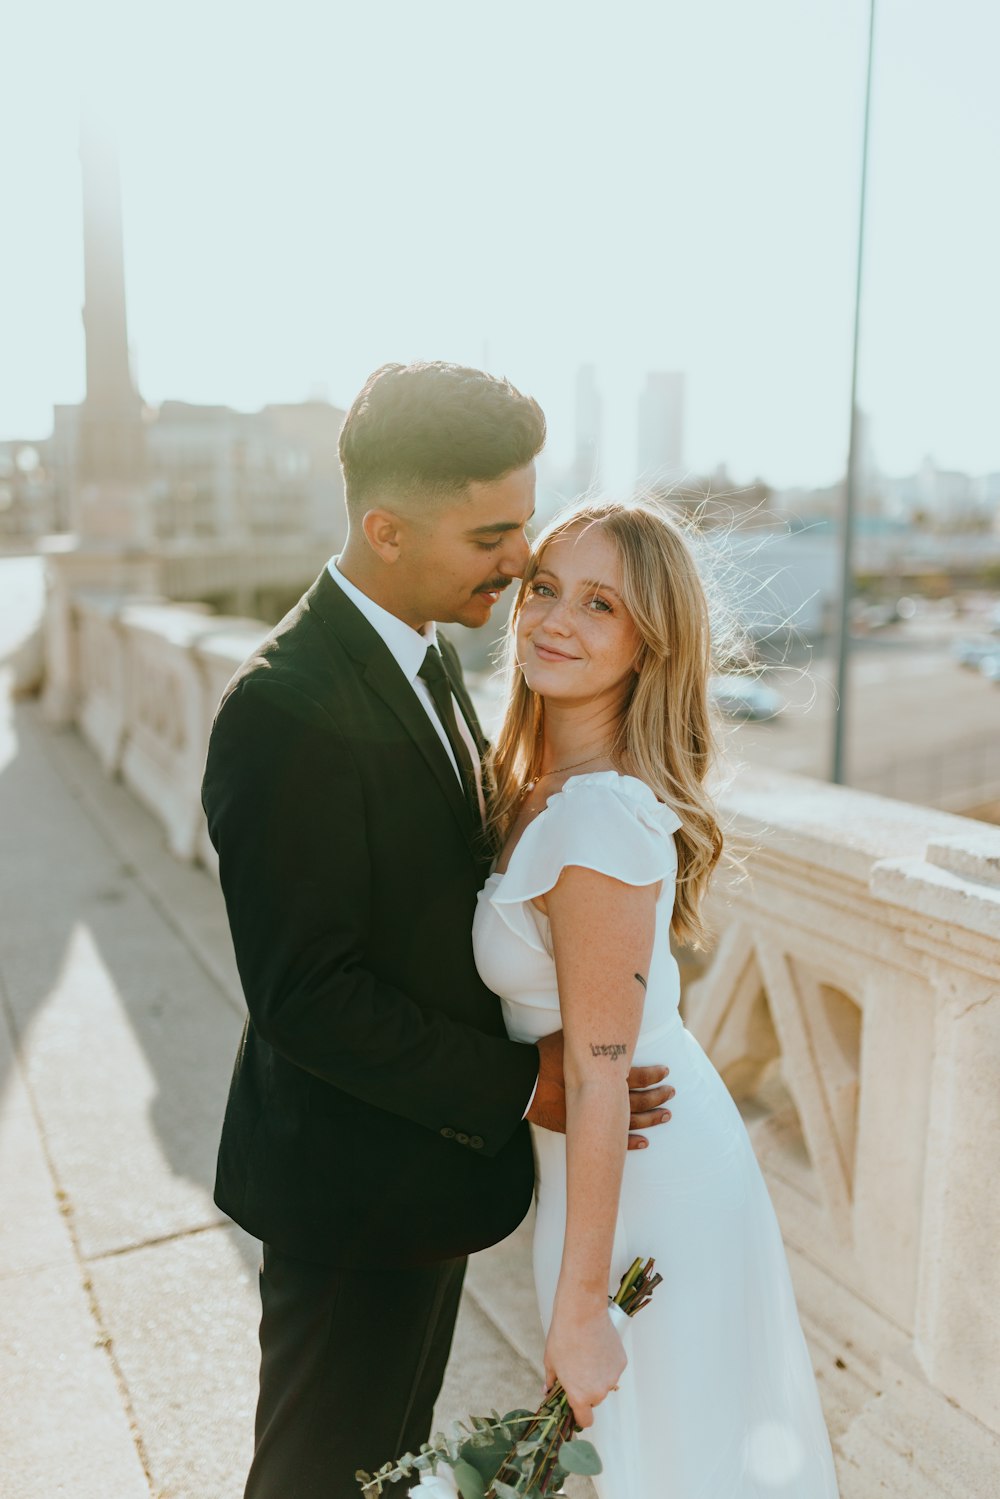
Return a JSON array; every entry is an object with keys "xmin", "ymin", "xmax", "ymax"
[{"xmin": 326, "ymin": 557, "xmax": 537, "ymax": 1120}]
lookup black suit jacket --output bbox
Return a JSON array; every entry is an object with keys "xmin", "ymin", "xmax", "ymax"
[{"xmin": 202, "ymin": 568, "xmax": 538, "ymax": 1267}]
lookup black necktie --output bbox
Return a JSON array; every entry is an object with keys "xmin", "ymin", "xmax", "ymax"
[{"xmin": 418, "ymin": 646, "xmax": 481, "ymax": 823}]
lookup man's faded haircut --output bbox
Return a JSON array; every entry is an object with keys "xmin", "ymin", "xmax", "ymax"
[{"xmin": 338, "ymin": 361, "xmax": 546, "ymax": 515}]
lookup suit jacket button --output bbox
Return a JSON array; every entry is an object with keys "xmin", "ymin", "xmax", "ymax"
[
  {"xmin": 441, "ymin": 1127, "xmax": 456, "ymax": 1139},
  {"xmin": 469, "ymin": 1135, "xmax": 484, "ymax": 1149},
  {"xmin": 455, "ymin": 1132, "xmax": 470, "ymax": 1145}
]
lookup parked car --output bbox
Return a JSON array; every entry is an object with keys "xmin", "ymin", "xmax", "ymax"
[
  {"xmin": 952, "ymin": 637, "xmax": 1000, "ymax": 669},
  {"xmin": 709, "ymin": 675, "xmax": 783, "ymax": 721}
]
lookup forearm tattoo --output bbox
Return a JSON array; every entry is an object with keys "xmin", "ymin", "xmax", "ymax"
[{"xmin": 634, "ymin": 973, "xmax": 647, "ymax": 990}]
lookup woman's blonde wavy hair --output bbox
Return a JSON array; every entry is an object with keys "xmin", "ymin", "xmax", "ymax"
[{"xmin": 488, "ymin": 497, "xmax": 725, "ymax": 949}]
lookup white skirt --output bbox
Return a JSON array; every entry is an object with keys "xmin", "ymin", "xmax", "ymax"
[{"xmin": 530, "ymin": 1013, "xmax": 841, "ymax": 1499}]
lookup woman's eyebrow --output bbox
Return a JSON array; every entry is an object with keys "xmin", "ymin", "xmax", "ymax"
[{"xmin": 581, "ymin": 578, "xmax": 622, "ymax": 600}]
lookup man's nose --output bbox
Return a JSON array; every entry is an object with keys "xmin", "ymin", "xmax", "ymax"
[{"xmin": 499, "ymin": 530, "xmax": 532, "ymax": 578}]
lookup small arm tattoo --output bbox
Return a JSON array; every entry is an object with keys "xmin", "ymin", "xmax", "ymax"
[
  {"xmin": 590, "ymin": 1043, "xmax": 628, "ymax": 1059},
  {"xmin": 634, "ymin": 973, "xmax": 647, "ymax": 990}
]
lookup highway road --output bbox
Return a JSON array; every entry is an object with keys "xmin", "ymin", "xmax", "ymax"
[{"xmin": 732, "ymin": 632, "xmax": 1000, "ymax": 813}]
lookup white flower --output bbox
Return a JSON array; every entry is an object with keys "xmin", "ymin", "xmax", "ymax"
[{"xmin": 408, "ymin": 1464, "xmax": 460, "ymax": 1499}]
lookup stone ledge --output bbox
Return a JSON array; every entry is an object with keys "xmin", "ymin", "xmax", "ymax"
[{"xmin": 838, "ymin": 1351, "xmax": 1000, "ymax": 1499}]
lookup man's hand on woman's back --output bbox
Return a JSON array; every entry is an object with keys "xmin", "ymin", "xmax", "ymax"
[{"xmin": 528, "ymin": 1030, "xmax": 675, "ymax": 1150}]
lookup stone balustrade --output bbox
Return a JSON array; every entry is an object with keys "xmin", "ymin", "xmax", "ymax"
[
  {"xmin": 44, "ymin": 566, "xmax": 267, "ymax": 864},
  {"xmin": 689, "ymin": 770, "xmax": 1000, "ymax": 1495},
  {"xmin": 41, "ymin": 562, "xmax": 1000, "ymax": 1494}
]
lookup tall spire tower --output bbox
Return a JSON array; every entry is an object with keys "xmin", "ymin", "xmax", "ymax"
[{"xmin": 74, "ymin": 110, "xmax": 149, "ymax": 540}]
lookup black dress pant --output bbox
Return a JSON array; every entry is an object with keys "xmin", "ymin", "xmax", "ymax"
[{"xmin": 245, "ymin": 1245, "xmax": 467, "ymax": 1499}]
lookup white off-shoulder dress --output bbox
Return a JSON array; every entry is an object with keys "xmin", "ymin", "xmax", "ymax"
[{"xmin": 472, "ymin": 772, "xmax": 840, "ymax": 1499}]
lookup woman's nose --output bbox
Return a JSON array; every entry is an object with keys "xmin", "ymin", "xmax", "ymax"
[{"xmin": 544, "ymin": 595, "xmax": 574, "ymax": 633}]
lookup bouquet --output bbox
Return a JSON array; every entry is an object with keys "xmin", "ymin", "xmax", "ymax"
[{"xmin": 357, "ymin": 1256, "xmax": 662, "ymax": 1499}]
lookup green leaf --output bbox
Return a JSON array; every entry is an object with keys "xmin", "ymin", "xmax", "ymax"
[
  {"xmin": 502, "ymin": 1409, "xmax": 535, "ymax": 1427},
  {"xmin": 515, "ymin": 1438, "xmax": 541, "ymax": 1457},
  {"xmin": 452, "ymin": 1458, "xmax": 486, "ymax": 1499},
  {"xmin": 491, "ymin": 1483, "xmax": 523, "ymax": 1499},
  {"xmin": 558, "ymin": 1437, "xmax": 603, "ymax": 1475},
  {"xmin": 460, "ymin": 1432, "xmax": 510, "ymax": 1480}
]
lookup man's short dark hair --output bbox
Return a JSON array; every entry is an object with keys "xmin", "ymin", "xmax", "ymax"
[{"xmin": 338, "ymin": 361, "xmax": 546, "ymax": 513}]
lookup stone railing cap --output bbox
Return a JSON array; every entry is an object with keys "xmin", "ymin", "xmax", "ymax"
[
  {"xmin": 118, "ymin": 601, "xmax": 220, "ymax": 648},
  {"xmin": 925, "ymin": 833, "xmax": 1000, "ymax": 891},
  {"xmin": 193, "ymin": 622, "xmax": 271, "ymax": 664},
  {"xmin": 718, "ymin": 766, "xmax": 975, "ymax": 879},
  {"xmin": 75, "ymin": 589, "xmax": 166, "ymax": 616}
]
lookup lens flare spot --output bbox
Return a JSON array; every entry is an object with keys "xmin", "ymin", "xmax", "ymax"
[{"xmin": 746, "ymin": 1420, "xmax": 806, "ymax": 1485}]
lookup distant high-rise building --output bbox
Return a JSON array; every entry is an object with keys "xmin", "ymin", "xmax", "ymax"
[
  {"xmin": 74, "ymin": 111, "xmax": 150, "ymax": 541},
  {"xmin": 637, "ymin": 372, "xmax": 685, "ymax": 486},
  {"xmin": 571, "ymin": 363, "xmax": 602, "ymax": 495}
]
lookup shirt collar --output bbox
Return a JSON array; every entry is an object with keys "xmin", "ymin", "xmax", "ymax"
[{"xmin": 326, "ymin": 557, "xmax": 438, "ymax": 685}]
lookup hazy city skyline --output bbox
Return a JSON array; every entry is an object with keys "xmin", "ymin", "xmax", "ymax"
[{"xmin": 2, "ymin": 0, "xmax": 998, "ymax": 497}]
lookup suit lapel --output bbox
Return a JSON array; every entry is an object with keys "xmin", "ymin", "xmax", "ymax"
[
  {"xmin": 305, "ymin": 570, "xmax": 481, "ymax": 854},
  {"xmin": 362, "ymin": 652, "xmax": 478, "ymax": 846}
]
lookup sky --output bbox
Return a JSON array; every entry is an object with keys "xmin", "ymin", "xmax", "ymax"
[{"xmin": 1, "ymin": 0, "xmax": 998, "ymax": 494}]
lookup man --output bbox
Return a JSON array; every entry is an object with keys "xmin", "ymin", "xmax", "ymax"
[{"xmin": 202, "ymin": 362, "xmax": 674, "ymax": 1497}]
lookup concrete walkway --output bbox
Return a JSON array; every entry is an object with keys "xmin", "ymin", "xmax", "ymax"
[{"xmin": 0, "ymin": 665, "xmax": 551, "ymax": 1498}]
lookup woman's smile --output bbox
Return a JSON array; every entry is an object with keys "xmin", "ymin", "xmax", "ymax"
[{"xmin": 533, "ymin": 640, "xmax": 578, "ymax": 663}]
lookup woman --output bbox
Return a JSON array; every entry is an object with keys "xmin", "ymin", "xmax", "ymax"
[{"xmin": 471, "ymin": 499, "xmax": 840, "ymax": 1497}]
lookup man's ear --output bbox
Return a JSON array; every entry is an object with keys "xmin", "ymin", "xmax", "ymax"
[{"xmin": 361, "ymin": 508, "xmax": 404, "ymax": 563}]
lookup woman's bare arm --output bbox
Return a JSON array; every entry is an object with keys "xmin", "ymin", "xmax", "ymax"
[{"xmin": 542, "ymin": 864, "xmax": 659, "ymax": 1426}]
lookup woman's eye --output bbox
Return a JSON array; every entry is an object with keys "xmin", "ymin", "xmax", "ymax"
[
  {"xmin": 588, "ymin": 595, "xmax": 613, "ymax": 613},
  {"xmin": 530, "ymin": 581, "xmax": 556, "ymax": 597}
]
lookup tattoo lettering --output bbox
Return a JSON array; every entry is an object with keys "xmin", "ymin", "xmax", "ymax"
[
  {"xmin": 634, "ymin": 973, "xmax": 647, "ymax": 990},
  {"xmin": 590, "ymin": 1043, "xmax": 627, "ymax": 1059}
]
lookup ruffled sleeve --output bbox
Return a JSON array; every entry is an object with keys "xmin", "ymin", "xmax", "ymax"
[{"xmin": 488, "ymin": 772, "xmax": 682, "ymax": 953}]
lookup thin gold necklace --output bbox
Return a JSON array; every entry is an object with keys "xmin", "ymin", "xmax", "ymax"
[{"xmin": 519, "ymin": 752, "xmax": 609, "ymax": 797}]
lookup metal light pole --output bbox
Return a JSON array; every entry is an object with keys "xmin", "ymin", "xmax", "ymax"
[{"xmin": 831, "ymin": 0, "xmax": 877, "ymax": 785}]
